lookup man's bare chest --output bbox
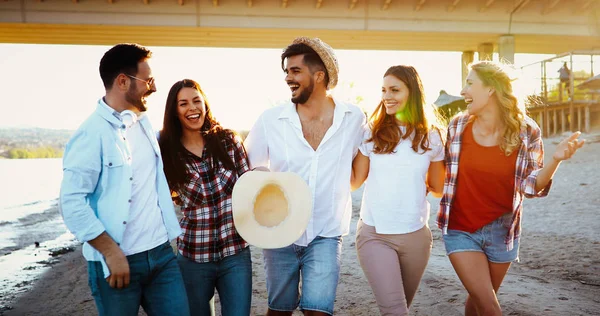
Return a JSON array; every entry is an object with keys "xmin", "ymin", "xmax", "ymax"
[{"xmin": 301, "ymin": 119, "xmax": 333, "ymax": 151}]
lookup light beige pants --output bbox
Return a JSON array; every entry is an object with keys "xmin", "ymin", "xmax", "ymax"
[{"xmin": 356, "ymin": 220, "xmax": 433, "ymax": 316}]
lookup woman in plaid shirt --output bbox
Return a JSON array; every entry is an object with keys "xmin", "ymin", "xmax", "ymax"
[
  {"xmin": 437, "ymin": 61, "xmax": 584, "ymax": 316},
  {"xmin": 158, "ymin": 79, "xmax": 252, "ymax": 316}
]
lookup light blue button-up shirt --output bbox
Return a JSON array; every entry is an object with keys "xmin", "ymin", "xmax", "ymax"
[{"xmin": 59, "ymin": 99, "xmax": 182, "ymax": 278}]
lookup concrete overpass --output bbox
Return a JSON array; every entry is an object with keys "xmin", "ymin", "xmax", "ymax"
[{"xmin": 2, "ymin": 0, "xmax": 600, "ymax": 80}]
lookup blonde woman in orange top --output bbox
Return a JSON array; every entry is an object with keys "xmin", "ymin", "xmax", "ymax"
[{"xmin": 437, "ymin": 61, "xmax": 584, "ymax": 316}]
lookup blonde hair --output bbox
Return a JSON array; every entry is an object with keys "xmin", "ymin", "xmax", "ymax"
[{"xmin": 470, "ymin": 61, "xmax": 525, "ymax": 155}]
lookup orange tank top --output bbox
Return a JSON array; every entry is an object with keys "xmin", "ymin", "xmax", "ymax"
[{"xmin": 448, "ymin": 121, "xmax": 518, "ymax": 233}]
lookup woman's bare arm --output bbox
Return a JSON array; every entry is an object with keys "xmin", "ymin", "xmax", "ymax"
[
  {"xmin": 426, "ymin": 161, "xmax": 445, "ymax": 198},
  {"xmin": 351, "ymin": 152, "xmax": 370, "ymax": 191}
]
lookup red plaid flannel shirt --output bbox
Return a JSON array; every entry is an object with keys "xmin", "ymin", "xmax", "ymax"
[
  {"xmin": 177, "ymin": 132, "xmax": 249, "ymax": 262},
  {"xmin": 437, "ymin": 114, "xmax": 552, "ymax": 251}
]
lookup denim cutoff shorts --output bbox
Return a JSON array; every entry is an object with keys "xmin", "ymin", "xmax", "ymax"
[{"xmin": 443, "ymin": 213, "xmax": 520, "ymax": 263}]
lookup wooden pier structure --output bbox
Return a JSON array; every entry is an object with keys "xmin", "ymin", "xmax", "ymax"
[
  {"xmin": 528, "ymin": 100, "xmax": 598, "ymax": 138},
  {"xmin": 523, "ymin": 51, "xmax": 600, "ymax": 137}
]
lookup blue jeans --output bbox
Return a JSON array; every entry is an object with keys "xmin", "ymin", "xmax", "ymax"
[
  {"xmin": 87, "ymin": 241, "xmax": 190, "ymax": 316},
  {"xmin": 177, "ymin": 247, "xmax": 252, "ymax": 316},
  {"xmin": 263, "ymin": 236, "xmax": 342, "ymax": 315}
]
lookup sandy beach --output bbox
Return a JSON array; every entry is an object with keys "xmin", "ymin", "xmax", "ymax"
[{"xmin": 3, "ymin": 136, "xmax": 599, "ymax": 316}]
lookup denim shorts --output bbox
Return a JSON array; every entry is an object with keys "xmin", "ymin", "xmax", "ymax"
[
  {"xmin": 443, "ymin": 214, "xmax": 520, "ymax": 263},
  {"xmin": 262, "ymin": 236, "xmax": 342, "ymax": 315}
]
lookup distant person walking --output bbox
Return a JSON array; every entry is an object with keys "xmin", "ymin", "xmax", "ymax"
[{"xmin": 558, "ymin": 62, "xmax": 571, "ymax": 100}]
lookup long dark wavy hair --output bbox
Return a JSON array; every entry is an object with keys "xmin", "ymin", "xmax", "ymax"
[
  {"xmin": 158, "ymin": 79, "xmax": 237, "ymax": 194},
  {"xmin": 368, "ymin": 65, "xmax": 444, "ymax": 154}
]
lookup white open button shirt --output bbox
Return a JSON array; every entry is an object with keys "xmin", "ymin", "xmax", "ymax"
[{"xmin": 244, "ymin": 99, "xmax": 366, "ymax": 246}]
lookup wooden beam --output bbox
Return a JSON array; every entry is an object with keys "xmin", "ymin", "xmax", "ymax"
[
  {"xmin": 349, "ymin": 0, "xmax": 358, "ymax": 10},
  {"xmin": 414, "ymin": 0, "xmax": 426, "ymax": 11},
  {"xmin": 581, "ymin": 0, "xmax": 596, "ymax": 10},
  {"xmin": 447, "ymin": 0, "xmax": 460, "ymax": 12},
  {"xmin": 447, "ymin": 0, "xmax": 461, "ymax": 12},
  {"xmin": 479, "ymin": 0, "xmax": 495, "ymax": 12},
  {"xmin": 281, "ymin": 0, "xmax": 288, "ymax": 8},
  {"xmin": 382, "ymin": 0, "xmax": 392, "ymax": 10},
  {"xmin": 3, "ymin": 23, "xmax": 600, "ymax": 54},
  {"xmin": 541, "ymin": 0, "xmax": 560, "ymax": 15},
  {"xmin": 247, "ymin": 0, "xmax": 252, "ymax": 7},
  {"xmin": 512, "ymin": 0, "xmax": 531, "ymax": 13},
  {"xmin": 316, "ymin": 0, "xmax": 323, "ymax": 9}
]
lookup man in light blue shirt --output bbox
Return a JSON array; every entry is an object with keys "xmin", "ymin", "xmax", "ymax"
[{"xmin": 59, "ymin": 43, "xmax": 189, "ymax": 316}]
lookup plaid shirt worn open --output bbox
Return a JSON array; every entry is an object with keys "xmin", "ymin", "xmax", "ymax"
[
  {"xmin": 437, "ymin": 114, "xmax": 552, "ymax": 251},
  {"xmin": 177, "ymin": 132, "xmax": 250, "ymax": 263}
]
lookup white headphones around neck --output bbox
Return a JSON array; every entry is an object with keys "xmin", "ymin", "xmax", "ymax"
[{"xmin": 120, "ymin": 110, "xmax": 138, "ymax": 129}]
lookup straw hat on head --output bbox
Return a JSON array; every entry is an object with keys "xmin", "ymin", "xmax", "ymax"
[
  {"xmin": 232, "ymin": 171, "xmax": 312, "ymax": 249},
  {"xmin": 291, "ymin": 37, "xmax": 339, "ymax": 90}
]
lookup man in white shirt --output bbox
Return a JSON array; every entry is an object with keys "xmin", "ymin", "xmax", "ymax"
[{"xmin": 244, "ymin": 37, "xmax": 365, "ymax": 316}]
